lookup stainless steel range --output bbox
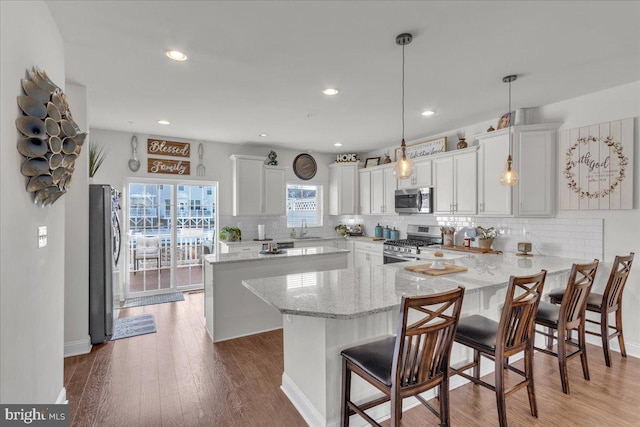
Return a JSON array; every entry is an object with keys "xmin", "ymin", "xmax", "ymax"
[{"xmin": 383, "ymin": 224, "xmax": 443, "ymax": 264}]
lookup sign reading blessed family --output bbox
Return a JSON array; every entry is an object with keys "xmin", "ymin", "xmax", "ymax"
[
  {"xmin": 147, "ymin": 158, "xmax": 191, "ymax": 175},
  {"xmin": 560, "ymin": 118, "xmax": 633, "ymax": 210},
  {"xmin": 394, "ymin": 137, "xmax": 446, "ymax": 161},
  {"xmin": 147, "ymin": 138, "xmax": 190, "ymax": 157}
]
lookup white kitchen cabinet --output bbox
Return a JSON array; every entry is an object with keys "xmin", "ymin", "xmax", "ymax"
[
  {"xmin": 358, "ymin": 169, "xmax": 371, "ymax": 215},
  {"xmin": 433, "ymin": 148, "xmax": 478, "ymax": 215},
  {"xmin": 328, "ymin": 163, "xmax": 359, "ymax": 215},
  {"xmin": 219, "ymin": 241, "xmax": 262, "ymax": 254},
  {"xmin": 515, "ymin": 124, "xmax": 560, "ymax": 216},
  {"xmin": 397, "ymin": 158, "xmax": 432, "ymax": 189},
  {"xmin": 363, "ymin": 164, "xmax": 396, "ymax": 215},
  {"xmin": 477, "ymin": 130, "xmax": 512, "ymax": 216},
  {"xmin": 474, "ymin": 123, "xmax": 560, "ymax": 217},
  {"xmin": 353, "ymin": 241, "xmax": 383, "ymax": 269},
  {"xmin": 264, "ymin": 166, "xmax": 285, "ymax": 215},
  {"xmin": 230, "ymin": 155, "xmax": 285, "ymax": 216}
]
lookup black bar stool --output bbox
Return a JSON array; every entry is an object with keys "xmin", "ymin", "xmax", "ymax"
[{"xmin": 340, "ymin": 287, "xmax": 465, "ymax": 427}]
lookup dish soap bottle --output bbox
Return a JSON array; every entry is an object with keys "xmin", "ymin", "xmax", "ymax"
[{"xmin": 290, "ymin": 228, "xmax": 296, "ymax": 238}]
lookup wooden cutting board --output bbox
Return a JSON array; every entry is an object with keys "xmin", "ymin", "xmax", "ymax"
[
  {"xmin": 440, "ymin": 245, "xmax": 502, "ymax": 255},
  {"xmin": 404, "ymin": 263, "xmax": 468, "ymax": 276}
]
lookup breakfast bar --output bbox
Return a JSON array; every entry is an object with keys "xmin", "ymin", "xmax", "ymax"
[
  {"xmin": 203, "ymin": 246, "xmax": 349, "ymax": 342},
  {"xmin": 242, "ymin": 252, "xmax": 585, "ymax": 427}
]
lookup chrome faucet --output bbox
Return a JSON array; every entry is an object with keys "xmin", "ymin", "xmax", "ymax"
[{"xmin": 300, "ymin": 219, "xmax": 308, "ymax": 237}]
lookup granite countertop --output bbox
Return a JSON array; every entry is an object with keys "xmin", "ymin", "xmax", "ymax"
[
  {"xmin": 242, "ymin": 252, "xmax": 585, "ymax": 320},
  {"xmin": 220, "ymin": 236, "xmax": 346, "ymax": 246},
  {"xmin": 204, "ymin": 246, "xmax": 349, "ymax": 265}
]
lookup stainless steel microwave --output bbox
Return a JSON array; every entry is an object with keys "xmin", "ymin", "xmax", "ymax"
[{"xmin": 395, "ymin": 188, "xmax": 433, "ymax": 214}]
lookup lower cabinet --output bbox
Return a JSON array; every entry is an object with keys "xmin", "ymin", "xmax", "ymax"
[
  {"xmin": 353, "ymin": 241, "xmax": 383, "ymax": 269},
  {"xmin": 219, "ymin": 242, "xmax": 262, "ymax": 254}
]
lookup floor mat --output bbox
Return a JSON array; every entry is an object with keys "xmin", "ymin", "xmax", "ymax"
[
  {"xmin": 111, "ymin": 314, "xmax": 156, "ymax": 340},
  {"xmin": 122, "ymin": 292, "xmax": 185, "ymax": 308}
]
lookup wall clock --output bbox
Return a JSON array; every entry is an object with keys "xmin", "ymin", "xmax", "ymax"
[{"xmin": 293, "ymin": 153, "xmax": 317, "ymax": 180}]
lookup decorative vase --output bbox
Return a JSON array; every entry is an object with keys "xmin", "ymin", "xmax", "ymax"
[
  {"xmin": 456, "ymin": 138, "xmax": 468, "ymax": 150},
  {"xmin": 478, "ymin": 238, "xmax": 494, "ymax": 249}
]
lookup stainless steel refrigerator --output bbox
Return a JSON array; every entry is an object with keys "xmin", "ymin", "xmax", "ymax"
[{"xmin": 89, "ymin": 184, "xmax": 121, "ymax": 344}]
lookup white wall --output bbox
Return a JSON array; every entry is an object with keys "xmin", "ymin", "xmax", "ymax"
[
  {"xmin": 89, "ymin": 128, "xmax": 339, "ymax": 227},
  {"xmin": 0, "ymin": 1, "xmax": 66, "ymax": 403},
  {"xmin": 545, "ymin": 82, "xmax": 640, "ymax": 350},
  {"xmin": 63, "ymin": 83, "xmax": 90, "ymax": 356}
]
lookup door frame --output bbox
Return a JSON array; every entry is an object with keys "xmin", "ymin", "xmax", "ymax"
[{"xmin": 122, "ymin": 177, "xmax": 218, "ymax": 298}]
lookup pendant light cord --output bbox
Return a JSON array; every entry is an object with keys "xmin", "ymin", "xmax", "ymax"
[
  {"xmin": 402, "ymin": 43, "xmax": 405, "ymax": 142},
  {"xmin": 508, "ymin": 78, "xmax": 512, "ymax": 157}
]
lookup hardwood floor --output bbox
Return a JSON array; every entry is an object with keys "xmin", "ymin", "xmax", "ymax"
[{"xmin": 65, "ymin": 292, "xmax": 640, "ymax": 426}]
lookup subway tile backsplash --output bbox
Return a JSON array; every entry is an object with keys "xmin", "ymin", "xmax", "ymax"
[
  {"xmin": 220, "ymin": 214, "xmax": 603, "ymax": 261},
  {"xmin": 337, "ymin": 215, "xmax": 604, "ymax": 261}
]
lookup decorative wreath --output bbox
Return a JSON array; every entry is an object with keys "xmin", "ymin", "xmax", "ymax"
[{"xmin": 564, "ymin": 135, "xmax": 628, "ymax": 199}]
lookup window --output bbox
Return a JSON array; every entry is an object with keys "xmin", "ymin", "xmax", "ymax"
[{"xmin": 286, "ymin": 183, "xmax": 322, "ymax": 227}]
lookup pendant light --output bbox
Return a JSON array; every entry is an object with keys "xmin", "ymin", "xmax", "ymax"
[
  {"xmin": 500, "ymin": 74, "xmax": 519, "ymax": 186},
  {"xmin": 394, "ymin": 33, "xmax": 414, "ymax": 180}
]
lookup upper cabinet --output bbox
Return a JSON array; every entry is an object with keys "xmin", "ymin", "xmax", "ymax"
[
  {"xmin": 230, "ymin": 155, "xmax": 285, "ymax": 216},
  {"xmin": 474, "ymin": 123, "xmax": 560, "ymax": 217},
  {"xmin": 433, "ymin": 148, "xmax": 478, "ymax": 215},
  {"xmin": 397, "ymin": 158, "xmax": 432, "ymax": 190},
  {"xmin": 360, "ymin": 164, "xmax": 396, "ymax": 215},
  {"xmin": 477, "ymin": 130, "xmax": 513, "ymax": 216},
  {"xmin": 328, "ymin": 163, "xmax": 359, "ymax": 215},
  {"xmin": 264, "ymin": 165, "xmax": 286, "ymax": 215},
  {"xmin": 515, "ymin": 124, "xmax": 560, "ymax": 216}
]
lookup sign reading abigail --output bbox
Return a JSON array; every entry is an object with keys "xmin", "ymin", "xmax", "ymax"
[
  {"xmin": 147, "ymin": 158, "xmax": 191, "ymax": 175},
  {"xmin": 560, "ymin": 118, "xmax": 633, "ymax": 210},
  {"xmin": 147, "ymin": 138, "xmax": 190, "ymax": 158},
  {"xmin": 394, "ymin": 137, "xmax": 447, "ymax": 161}
]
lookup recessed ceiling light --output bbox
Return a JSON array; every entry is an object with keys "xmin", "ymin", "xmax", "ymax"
[
  {"xmin": 421, "ymin": 110, "xmax": 436, "ymax": 117},
  {"xmin": 323, "ymin": 88, "xmax": 339, "ymax": 95},
  {"xmin": 334, "ymin": 142, "xmax": 342, "ymax": 147},
  {"xmin": 166, "ymin": 50, "xmax": 187, "ymax": 61},
  {"xmin": 258, "ymin": 133, "xmax": 268, "ymax": 137},
  {"xmin": 157, "ymin": 120, "xmax": 170, "ymax": 125}
]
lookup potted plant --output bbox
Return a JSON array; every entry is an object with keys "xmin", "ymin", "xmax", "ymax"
[
  {"xmin": 220, "ymin": 226, "xmax": 242, "ymax": 242},
  {"xmin": 476, "ymin": 226, "xmax": 496, "ymax": 249},
  {"xmin": 335, "ymin": 223, "xmax": 348, "ymax": 237}
]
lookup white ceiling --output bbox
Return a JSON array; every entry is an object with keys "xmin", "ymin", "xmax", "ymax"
[{"xmin": 47, "ymin": 1, "xmax": 640, "ymax": 154}]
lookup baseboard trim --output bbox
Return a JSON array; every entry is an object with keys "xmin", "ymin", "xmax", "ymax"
[
  {"xmin": 213, "ymin": 326, "xmax": 283, "ymax": 343},
  {"xmin": 281, "ymin": 372, "xmax": 326, "ymax": 427},
  {"xmin": 64, "ymin": 336, "xmax": 92, "ymax": 357},
  {"xmin": 55, "ymin": 388, "xmax": 67, "ymax": 404},
  {"xmin": 585, "ymin": 334, "xmax": 640, "ymax": 359}
]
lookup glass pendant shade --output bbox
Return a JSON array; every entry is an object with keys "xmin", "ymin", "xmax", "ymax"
[
  {"xmin": 394, "ymin": 141, "xmax": 414, "ymax": 179},
  {"xmin": 500, "ymin": 154, "xmax": 519, "ymax": 186}
]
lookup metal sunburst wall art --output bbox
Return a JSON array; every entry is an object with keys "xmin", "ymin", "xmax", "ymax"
[{"xmin": 16, "ymin": 67, "xmax": 87, "ymax": 206}]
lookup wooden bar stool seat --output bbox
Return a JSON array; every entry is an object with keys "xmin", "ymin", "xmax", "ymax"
[
  {"xmin": 340, "ymin": 287, "xmax": 465, "ymax": 427},
  {"xmin": 534, "ymin": 260, "xmax": 599, "ymax": 394},
  {"xmin": 451, "ymin": 271, "xmax": 547, "ymax": 427},
  {"xmin": 547, "ymin": 253, "xmax": 634, "ymax": 367}
]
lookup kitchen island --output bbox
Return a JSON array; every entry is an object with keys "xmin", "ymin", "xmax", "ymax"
[
  {"xmin": 242, "ymin": 252, "xmax": 586, "ymax": 427},
  {"xmin": 203, "ymin": 246, "xmax": 349, "ymax": 342}
]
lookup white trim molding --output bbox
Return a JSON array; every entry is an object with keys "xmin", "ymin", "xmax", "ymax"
[
  {"xmin": 55, "ymin": 388, "xmax": 67, "ymax": 404},
  {"xmin": 64, "ymin": 336, "xmax": 92, "ymax": 357}
]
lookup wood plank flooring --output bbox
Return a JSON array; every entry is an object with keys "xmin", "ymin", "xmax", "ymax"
[{"xmin": 65, "ymin": 291, "xmax": 640, "ymax": 426}]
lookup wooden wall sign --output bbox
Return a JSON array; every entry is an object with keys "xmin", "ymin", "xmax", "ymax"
[
  {"xmin": 147, "ymin": 158, "xmax": 190, "ymax": 175},
  {"xmin": 560, "ymin": 118, "xmax": 633, "ymax": 210},
  {"xmin": 394, "ymin": 137, "xmax": 447, "ymax": 161},
  {"xmin": 147, "ymin": 138, "xmax": 190, "ymax": 157}
]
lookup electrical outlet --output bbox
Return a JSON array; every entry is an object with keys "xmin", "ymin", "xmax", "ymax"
[
  {"xmin": 286, "ymin": 314, "xmax": 292, "ymax": 323},
  {"xmin": 38, "ymin": 226, "xmax": 47, "ymax": 248}
]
